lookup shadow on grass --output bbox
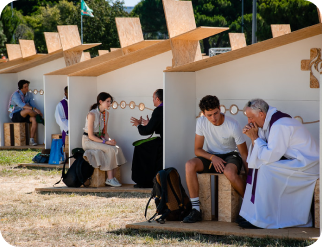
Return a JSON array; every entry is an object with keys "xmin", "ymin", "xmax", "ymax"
[
  {"xmin": 38, "ymin": 191, "xmax": 150, "ymax": 199},
  {"xmin": 109, "ymin": 228, "xmax": 316, "ymax": 247}
]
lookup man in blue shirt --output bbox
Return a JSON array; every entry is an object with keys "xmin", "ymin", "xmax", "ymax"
[{"xmin": 8, "ymin": 80, "xmax": 43, "ymax": 146}]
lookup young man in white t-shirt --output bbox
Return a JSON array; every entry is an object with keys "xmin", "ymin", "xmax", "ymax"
[{"xmin": 183, "ymin": 95, "xmax": 248, "ymax": 223}]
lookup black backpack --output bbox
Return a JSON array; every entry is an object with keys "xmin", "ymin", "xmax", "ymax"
[
  {"xmin": 145, "ymin": 167, "xmax": 192, "ymax": 224},
  {"xmin": 54, "ymin": 148, "xmax": 94, "ymax": 187}
]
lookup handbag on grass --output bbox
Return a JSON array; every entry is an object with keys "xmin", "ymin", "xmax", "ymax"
[{"xmin": 132, "ymin": 136, "xmax": 158, "ymax": 147}]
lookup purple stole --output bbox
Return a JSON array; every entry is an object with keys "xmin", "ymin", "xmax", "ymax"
[
  {"xmin": 60, "ymin": 99, "xmax": 68, "ymax": 146},
  {"xmin": 247, "ymin": 111, "xmax": 291, "ymax": 204}
]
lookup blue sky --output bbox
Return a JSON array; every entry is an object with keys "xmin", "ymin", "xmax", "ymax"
[{"xmin": 123, "ymin": 0, "xmax": 141, "ymax": 7}]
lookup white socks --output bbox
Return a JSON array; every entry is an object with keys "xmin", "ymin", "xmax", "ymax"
[{"xmin": 191, "ymin": 197, "xmax": 200, "ymax": 212}]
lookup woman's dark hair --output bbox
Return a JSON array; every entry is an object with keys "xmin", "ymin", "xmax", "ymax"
[
  {"xmin": 199, "ymin": 95, "xmax": 220, "ymax": 112},
  {"xmin": 90, "ymin": 92, "xmax": 113, "ymax": 111},
  {"xmin": 18, "ymin": 80, "xmax": 30, "ymax": 90},
  {"xmin": 154, "ymin": 89, "xmax": 163, "ymax": 102}
]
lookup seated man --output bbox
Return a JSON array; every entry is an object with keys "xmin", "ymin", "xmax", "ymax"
[
  {"xmin": 239, "ymin": 99, "xmax": 319, "ymax": 229},
  {"xmin": 55, "ymin": 86, "xmax": 68, "ymax": 146},
  {"xmin": 8, "ymin": 80, "xmax": 43, "ymax": 146},
  {"xmin": 183, "ymin": 95, "xmax": 248, "ymax": 223},
  {"xmin": 130, "ymin": 89, "xmax": 163, "ymax": 188}
]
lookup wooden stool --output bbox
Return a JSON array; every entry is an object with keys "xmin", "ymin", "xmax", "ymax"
[
  {"xmin": 314, "ymin": 179, "xmax": 320, "ymax": 228},
  {"xmin": 90, "ymin": 166, "xmax": 121, "ymax": 188},
  {"xmin": 198, "ymin": 173, "xmax": 245, "ymax": 222},
  {"xmin": 4, "ymin": 122, "xmax": 37, "ymax": 146}
]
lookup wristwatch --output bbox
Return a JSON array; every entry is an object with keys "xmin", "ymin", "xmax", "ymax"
[{"xmin": 102, "ymin": 139, "xmax": 106, "ymax": 144}]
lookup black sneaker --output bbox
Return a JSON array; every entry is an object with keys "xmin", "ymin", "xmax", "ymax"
[{"xmin": 182, "ymin": 209, "xmax": 202, "ymax": 223}]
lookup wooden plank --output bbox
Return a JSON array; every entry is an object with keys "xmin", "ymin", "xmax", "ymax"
[
  {"xmin": 14, "ymin": 122, "xmax": 26, "ymax": 146},
  {"xmin": 271, "ymin": 24, "xmax": 291, "ymax": 38},
  {"xmin": 110, "ymin": 48, "xmax": 120, "ymax": 52},
  {"xmin": 44, "ymin": 32, "xmax": 62, "ymax": 54},
  {"xmin": 65, "ymin": 43, "xmax": 101, "ymax": 52},
  {"xmin": 126, "ymin": 221, "xmax": 319, "ymax": 241},
  {"xmin": 198, "ymin": 174, "xmax": 212, "ymax": 220},
  {"xmin": 0, "ymin": 144, "xmax": 45, "ymax": 150},
  {"xmin": 122, "ymin": 40, "xmax": 163, "ymax": 55},
  {"xmin": 17, "ymin": 163, "xmax": 64, "ymax": 168},
  {"xmin": 172, "ymin": 27, "xmax": 229, "ymax": 41},
  {"xmin": 162, "ymin": 0, "xmax": 196, "ymax": 38},
  {"xmin": 165, "ymin": 23, "xmax": 322, "ymax": 72},
  {"xmin": 229, "ymin": 33, "xmax": 247, "ymax": 51},
  {"xmin": 35, "ymin": 184, "xmax": 151, "ymax": 193},
  {"xmin": 0, "ymin": 52, "xmax": 63, "ymax": 74},
  {"xmin": 81, "ymin": 52, "xmax": 91, "ymax": 61},
  {"xmin": 57, "ymin": 25, "xmax": 81, "ymax": 50},
  {"xmin": 314, "ymin": 179, "xmax": 320, "ymax": 228},
  {"xmin": 19, "ymin": 40, "xmax": 37, "ymax": 58},
  {"xmin": 45, "ymin": 48, "xmax": 123, "ymax": 75},
  {"xmin": 115, "ymin": 17, "xmax": 144, "ymax": 48},
  {"xmin": 6, "ymin": 44, "xmax": 22, "ymax": 61},
  {"xmin": 69, "ymin": 39, "xmax": 172, "ymax": 77},
  {"xmin": 98, "ymin": 50, "xmax": 109, "ymax": 56},
  {"xmin": 4, "ymin": 123, "xmax": 11, "ymax": 146},
  {"xmin": 171, "ymin": 39, "xmax": 202, "ymax": 67}
]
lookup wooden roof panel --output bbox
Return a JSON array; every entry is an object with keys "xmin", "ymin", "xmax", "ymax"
[
  {"xmin": 164, "ymin": 24, "xmax": 322, "ymax": 72},
  {"xmin": 172, "ymin": 27, "xmax": 229, "ymax": 41}
]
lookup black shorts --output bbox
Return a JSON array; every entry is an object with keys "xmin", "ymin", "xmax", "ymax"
[
  {"xmin": 11, "ymin": 111, "xmax": 31, "ymax": 123},
  {"xmin": 197, "ymin": 151, "xmax": 243, "ymax": 174}
]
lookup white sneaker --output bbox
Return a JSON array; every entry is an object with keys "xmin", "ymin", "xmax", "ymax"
[
  {"xmin": 105, "ymin": 178, "xmax": 121, "ymax": 187},
  {"xmin": 29, "ymin": 138, "xmax": 37, "ymax": 146},
  {"xmin": 113, "ymin": 177, "xmax": 121, "ymax": 185}
]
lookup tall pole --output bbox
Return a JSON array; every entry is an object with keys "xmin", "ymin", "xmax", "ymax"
[
  {"xmin": 11, "ymin": 2, "xmax": 15, "ymax": 43},
  {"xmin": 242, "ymin": 0, "xmax": 244, "ymax": 33},
  {"xmin": 81, "ymin": 0, "xmax": 83, "ymax": 44},
  {"xmin": 252, "ymin": 0, "xmax": 257, "ymax": 44}
]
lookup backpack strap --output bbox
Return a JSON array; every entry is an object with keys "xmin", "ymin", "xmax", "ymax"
[
  {"xmin": 145, "ymin": 196, "xmax": 158, "ymax": 222},
  {"xmin": 53, "ymin": 154, "xmax": 74, "ymax": 187}
]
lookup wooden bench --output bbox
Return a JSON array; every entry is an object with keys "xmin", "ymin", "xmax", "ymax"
[
  {"xmin": 4, "ymin": 122, "xmax": 37, "ymax": 146},
  {"xmin": 89, "ymin": 166, "xmax": 121, "ymax": 188},
  {"xmin": 314, "ymin": 179, "xmax": 320, "ymax": 228},
  {"xmin": 198, "ymin": 173, "xmax": 246, "ymax": 222}
]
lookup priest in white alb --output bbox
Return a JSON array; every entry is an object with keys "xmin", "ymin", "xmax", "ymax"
[
  {"xmin": 55, "ymin": 86, "xmax": 68, "ymax": 145},
  {"xmin": 238, "ymin": 98, "xmax": 319, "ymax": 229}
]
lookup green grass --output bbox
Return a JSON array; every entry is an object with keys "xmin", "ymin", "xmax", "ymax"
[{"xmin": 0, "ymin": 149, "xmax": 41, "ymax": 166}]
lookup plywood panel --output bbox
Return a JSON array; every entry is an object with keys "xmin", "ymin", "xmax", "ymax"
[
  {"xmin": 110, "ymin": 48, "xmax": 120, "ymax": 52},
  {"xmin": 44, "ymin": 32, "xmax": 62, "ymax": 54},
  {"xmin": 98, "ymin": 50, "xmax": 109, "ymax": 56},
  {"xmin": 162, "ymin": 0, "xmax": 196, "ymax": 38},
  {"xmin": 0, "ymin": 52, "xmax": 63, "ymax": 74},
  {"xmin": 19, "ymin": 40, "xmax": 37, "ymax": 58},
  {"xmin": 271, "ymin": 24, "xmax": 291, "ymax": 38},
  {"xmin": 122, "ymin": 40, "xmax": 163, "ymax": 55},
  {"xmin": 63, "ymin": 50, "xmax": 83, "ymax": 67},
  {"xmin": 229, "ymin": 33, "xmax": 247, "ymax": 51},
  {"xmin": 6, "ymin": 44, "xmax": 22, "ymax": 61},
  {"xmin": 69, "ymin": 39, "xmax": 172, "ymax": 76},
  {"xmin": 173, "ymin": 27, "xmax": 229, "ymax": 41},
  {"xmin": 57, "ymin": 25, "xmax": 81, "ymax": 50},
  {"xmin": 81, "ymin": 52, "xmax": 91, "ymax": 61},
  {"xmin": 115, "ymin": 18, "xmax": 144, "ymax": 48},
  {"xmin": 165, "ymin": 23, "xmax": 322, "ymax": 72},
  {"xmin": 198, "ymin": 173, "xmax": 212, "ymax": 220},
  {"xmin": 171, "ymin": 39, "xmax": 202, "ymax": 67},
  {"xmin": 46, "ymin": 49, "xmax": 124, "ymax": 75},
  {"xmin": 66, "ymin": 43, "xmax": 101, "ymax": 52}
]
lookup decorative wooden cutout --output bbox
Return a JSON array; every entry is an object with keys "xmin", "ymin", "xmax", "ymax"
[
  {"xmin": 44, "ymin": 32, "xmax": 62, "ymax": 54},
  {"xmin": 81, "ymin": 52, "xmax": 91, "ymax": 61},
  {"xmin": 115, "ymin": 18, "xmax": 144, "ymax": 48},
  {"xmin": 318, "ymin": 7, "xmax": 322, "ymax": 23},
  {"xmin": 19, "ymin": 40, "xmax": 37, "ymax": 58},
  {"xmin": 6, "ymin": 44, "xmax": 22, "ymax": 61},
  {"xmin": 98, "ymin": 50, "xmax": 109, "ymax": 56},
  {"xmin": 301, "ymin": 48, "xmax": 322, "ymax": 88},
  {"xmin": 229, "ymin": 33, "xmax": 247, "ymax": 50},
  {"xmin": 57, "ymin": 25, "xmax": 81, "ymax": 51},
  {"xmin": 271, "ymin": 24, "xmax": 291, "ymax": 38}
]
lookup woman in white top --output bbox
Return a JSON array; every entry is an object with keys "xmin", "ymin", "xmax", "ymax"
[{"xmin": 82, "ymin": 92, "xmax": 127, "ymax": 187}]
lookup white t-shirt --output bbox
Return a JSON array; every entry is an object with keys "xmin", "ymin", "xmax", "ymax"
[{"xmin": 196, "ymin": 115, "xmax": 245, "ymax": 154}]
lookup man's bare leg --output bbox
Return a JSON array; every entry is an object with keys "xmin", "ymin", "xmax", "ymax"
[
  {"xmin": 223, "ymin": 163, "xmax": 245, "ymax": 197},
  {"xmin": 20, "ymin": 109, "xmax": 37, "ymax": 139},
  {"xmin": 185, "ymin": 158, "xmax": 204, "ymax": 198}
]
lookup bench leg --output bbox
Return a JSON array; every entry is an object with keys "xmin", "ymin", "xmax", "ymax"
[
  {"xmin": 198, "ymin": 173, "xmax": 212, "ymax": 220},
  {"xmin": 89, "ymin": 168, "xmax": 106, "ymax": 188},
  {"xmin": 115, "ymin": 166, "xmax": 121, "ymax": 182},
  {"xmin": 315, "ymin": 179, "xmax": 320, "ymax": 228}
]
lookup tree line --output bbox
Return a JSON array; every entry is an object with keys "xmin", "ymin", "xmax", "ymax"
[{"xmin": 0, "ymin": 0, "xmax": 320, "ymax": 56}]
